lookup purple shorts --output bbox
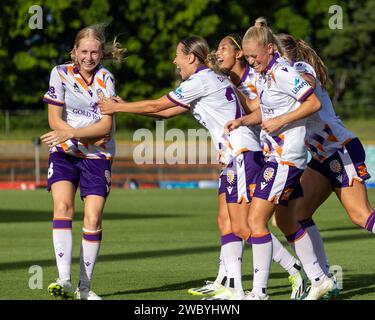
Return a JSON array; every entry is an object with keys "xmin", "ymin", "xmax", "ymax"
[
  {"xmin": 307, "ymin": 138, "xmax": 371, "ymax": 188},
  {"xmin": 218, "ymin": 170, "xmax": 226, "ymax": 195},
  {"xmin": 253, "ymin": 161, "xmax": 304, "ymax": 206},
  {"xmin": 47, "ymin": 152, "xmax": 112, "ymax": 198},
  {"xmin": 225, "ymin": 150, "xmax": 264, "ymax": 203}
]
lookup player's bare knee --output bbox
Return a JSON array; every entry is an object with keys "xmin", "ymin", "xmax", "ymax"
[{"xmin": 53, "ymin": 202, "xmax": 74, "ymax": 217}]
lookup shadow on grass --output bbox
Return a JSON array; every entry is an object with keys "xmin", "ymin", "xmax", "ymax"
[
  {"xmin": 335, "ymin": 273, "xmax": 375, "ymax": 300},
  {"xmin": 0, "ymin": 209, "xmax": 192, "ymax": 223},
  {"xmin": 100, "ymin": 272, "xmax": 289, "ymax": 298},
  {"xmin": 0, "ymin": 245, "xmax": 220, "ymax": 271}
]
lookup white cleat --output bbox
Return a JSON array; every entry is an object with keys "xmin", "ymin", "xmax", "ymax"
[
  {"xmin": 304, "ymin": 277, "xmax": 334, "ymax": 300},
  {"xmin": 188, "ymin": 281, "xmax": 226, "ymax": 296},
  {"xmin": 75, "ymin": 287, "xmax": 102, "ymax": 300},
  {"xmin": 48, "ymin": 278, "xmax": 75, "ymax": 300},
  {"xmin": 242, "ymin": 290, "xmax": 269, "ymax": 300},
  {"xmin": 202, "ymin": 287, "xmax": 244, "ymax": 300},
  {"xmin": 289, "ymin": 269, "xmax": 308, "ymax": 300}
]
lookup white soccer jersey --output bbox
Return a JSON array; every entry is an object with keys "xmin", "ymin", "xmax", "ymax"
[
  {"xmin": 293, "ymin": 61, "xmax": 355, "ymax": 161},
  {"xmin": 255, "ymin": 54, "xmax": 314, "ymax": 169},
  {"xmin": 43, "ymin": 63, "xmax": 116, "ymax": 160},
  {"xmin": 237, "ymin": 64, "xmax": 261, "ymax": 143},
  {"xmin": 167, "ymin": 66, "xmax": 261, "ymax": 164}
]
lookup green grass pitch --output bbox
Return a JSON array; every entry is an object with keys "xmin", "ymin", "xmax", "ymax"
[{"xmin": 0, "ymin": 188, "xmax": 374, "ymax": 300}]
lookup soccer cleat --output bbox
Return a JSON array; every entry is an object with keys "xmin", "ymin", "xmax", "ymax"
[
  {"xmin": 304, "ymin": 277, "xmax": 334, "ymax": 300},
  {"xmin": 202, "ymin": 287, "xmax": 244, "ymax": 300},
  {"xmin": 321, "ymin": 275, "xmax": 340, "ymax": 300},
  {"xmin": 242, "ymin": 290, "xmax": 269, "ymax": 300},
  {"xmin": 188, "ymin": 281, "xmax": 226, "ymax": 297},
  {"xmin": 75, "ymin": 287, "xmax": 102, "ymax": 300},
  {"xmin": 289, "ymin": 269, "xmax": 308, "ymax": 300},
  {"xmin": 48, "ymin": 279, "xmax": 75, "ymax": 300}
]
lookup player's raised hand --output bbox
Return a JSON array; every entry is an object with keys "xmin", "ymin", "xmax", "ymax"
[
  {"xmin": 41, "ymin": 130, "xmax": 74, "ymax": 147},
  {"xmin": 224, "ymin": 118, "xmax": 242, "ymax": 135}
]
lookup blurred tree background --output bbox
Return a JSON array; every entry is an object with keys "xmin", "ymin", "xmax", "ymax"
[{"xmin": 0, "ymin": 0, "xmax": 374, "ymax": 133}]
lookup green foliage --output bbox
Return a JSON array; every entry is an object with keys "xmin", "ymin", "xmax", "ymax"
[{"xmin": 0, "ymin": 0, "xmax": 374, "ymax": 123}]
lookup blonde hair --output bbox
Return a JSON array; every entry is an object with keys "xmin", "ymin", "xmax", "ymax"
[
  {"xmin": 70, "ymin": 24, "xmax": 127, "ymax": 65},
  {"xmin": 243, "ymin": 17, "xmax": 282, "ymax": 54},
  {"xmin": 277, "ymin": 33, "xmax": 331, "ymax": 88}
]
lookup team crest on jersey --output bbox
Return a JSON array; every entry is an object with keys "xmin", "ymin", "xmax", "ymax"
[
  {"xmin": 226, "ymin": 170, "xmax": 235, "ymax": 185},
  {"xmin": 329, "ymin": 160, "xmax": 342, "ymax": 174},
  {"xmin": 263, "ymin": 167, "xmax": 275, "ymax": 182},
  {"xmin": 96, "ymin": 88, "xmax": 105, "ymax": 100}
]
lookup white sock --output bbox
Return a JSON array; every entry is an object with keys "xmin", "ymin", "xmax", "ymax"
[
  {"xmin": 251, "ymin": 233, "xmax": 273, "ymax": 295},
  {"xmin": 221, "ymin": 234, "xmax": 243, "ymax": 291},
  {"xmin": 287, "ymin": 228, "xmax": 325, "ymax": 283},
  {"xmin": 79, "ymin": 228, "xmax": 102, "ymax": 289},
  {"xmin": 221, "ymin": 233, "xmax": 243, "ymax": 290},
  {"xmin": 214, "ymin": 246, "xmax": 228, "ymax": 286},
  {"xmin": 271, "ymin": 233, "xmax": 299, "ymax": 276},
  {"xmin": 52, "ymin": 218, "xmax": 73, "ymax": 281},
  {"xmin": 299, "ymin": 219, "xmax": 331, "ymax": 276}
]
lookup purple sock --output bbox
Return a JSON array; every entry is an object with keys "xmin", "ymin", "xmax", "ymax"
[{"xmin": 365, "ymin": 211, "xmax": 375, "ymax": 233}]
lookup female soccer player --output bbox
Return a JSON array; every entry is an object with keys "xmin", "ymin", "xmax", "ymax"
[
  {"xmin": 276, "ymin": 33, "xmax": 374, "ymax": 297},
  {"xmin": 41, "ymin": 25, "xmax": 125, "ymax": 300},
  {"xmin": 225, "ymin": 20, "xmax": 335, "ymax": 300},
  {"xmin": 99, "ymin": 35, "xmax": 305, "ymax": 300},
  {"xmin": 187, "ymin": 34, "xmax": 307, "ymax": 301}
]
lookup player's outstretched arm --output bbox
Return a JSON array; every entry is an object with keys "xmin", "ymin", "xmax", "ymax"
[{"xmin": 98, "ymin": 95, "xmax": 176, "ymax": 115}]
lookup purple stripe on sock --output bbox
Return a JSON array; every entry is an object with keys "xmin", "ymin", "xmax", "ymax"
[
  {"xmin": 365, "ymin": 211, "xmax": 375, "ymax": 232},
  {"xmin": 53, "ymin": 219, "xmax": 72, "ymax": 229},
  {"xmin": 299, "ymin": 218, "xmax": 315, "ymax": 229},
  {"xmin": 221, "ymin": 233, "xmax": 242, "ymax": 246},
  {"xmin": 246, "ymin": 237, "xmax": 252, "ymax": 245},
  {"xmin": 286, "ymin": 228, "xmax": 306, "ymax": 243},
  {"xmin": 83, "ymin": 231, "xmax": 102, "ymax": 242},
  {"xmin": 251, "ymin": 233, "xmax": 272, "ymax": 245}
]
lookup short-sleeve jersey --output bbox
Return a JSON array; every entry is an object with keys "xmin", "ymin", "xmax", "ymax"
[
  {"xmin": 43, "ymin": 63, "xmax": 116, "ymax": 160},
  {"xmin": 293, "ymin": 61, "xmax": 355, "ymax": 162},
  {"xmin": 255, "ymin": 54, "xmax": 314, "ymax": 169},
  {"xmin": 167, "ymin": 66, "xmax": 261, "ymax": 165},
  {"xmin": 237, "ymin": 64, "xmax": 261, "ymax": 143}
]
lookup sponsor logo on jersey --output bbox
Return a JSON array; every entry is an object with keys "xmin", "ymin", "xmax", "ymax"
[
  {"xmin": 90, "ymin": 102, "xmax": 99, "ymax": 114},
  {"xmin": 292, "ymin": 78, "xmax": 308, "ymax": 95},
  {"xmin": 173, "ymin": 86, "xmax": 184, "ymax": 99},
  {"xmin": 47, "ymin": 86, "xmax": 57, "ymax": 99}
]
